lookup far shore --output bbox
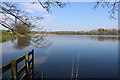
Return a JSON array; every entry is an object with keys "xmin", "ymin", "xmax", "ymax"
[
  {"xmin": 0, "ymin": 28, "xmax": 120, "ymax": 36},
  {"xmin": 30, "ymin": 28, "xmax": 120, "ymax": 35}
]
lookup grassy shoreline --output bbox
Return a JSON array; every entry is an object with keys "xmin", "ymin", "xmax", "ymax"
[{"xmin": 0, "ymin": 30, "xmax": 25, "ymax": 43}]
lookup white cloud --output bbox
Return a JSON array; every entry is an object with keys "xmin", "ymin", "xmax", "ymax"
[
  {"xmin": 35, "ymin": 20, "xmax": 41, "ymax": 23},
  {"xmin": 0, "ymin": 14, "xmax": 14, "ymax": 21},
  {"xmin": 22, "ymin": 3, "xmax": 46, "ymax": 12},
  {"xmin": 43, "ymin": 14, "xmax": 51, "ymax": 17},
  {"xmin": 26, "ymin": 9, "xmax": 34, "ymax": 13},
  {"xmin": 36, "ymin": 14, "xmax": 54, "ymax": 28}
]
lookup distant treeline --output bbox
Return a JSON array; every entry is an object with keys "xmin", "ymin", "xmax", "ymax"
[
  {"xmin": 1, "ymin": 28, "xmax": 120, "ymax": 35},
  {"xmin": 43, "ymin": 28, "xmax": 120, "ymax": 35}
]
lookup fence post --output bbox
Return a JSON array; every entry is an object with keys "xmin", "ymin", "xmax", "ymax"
[
  {"xmin": 11, "ymin": 60, "xmax": 17, "ymax": 80},
  {"xmin": 25, "ymin": 54, "xmax": 30, "ymax": 79},
  {"xmin": 32, "ymin": 50, "xmax": 34, "ymax": 79}
]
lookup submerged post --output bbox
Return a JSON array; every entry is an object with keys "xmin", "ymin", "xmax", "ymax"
[
  {"xmin": 0, "ymin": 50, "xmax": 34, "ymax": 80},
  {"xmin": 32, "ymin": 49, "xmax": 34, "ymax": 79},
  {"xmin": 25, "ymin": 54, "xmax": 30, "ymax": 79},
  {"xmin": 11, "ymin": 60, "xmax": 17, "ymax": 80}
]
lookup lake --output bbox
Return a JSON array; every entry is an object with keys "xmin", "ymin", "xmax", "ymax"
[{"xmin": 1, "ymin": 34, "xmax": 120, "ymax": 79}]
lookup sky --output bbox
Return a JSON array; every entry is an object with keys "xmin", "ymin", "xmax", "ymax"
[{"xmin": 0, "ymin": 2, "xmax": 118, "ymax": 31}]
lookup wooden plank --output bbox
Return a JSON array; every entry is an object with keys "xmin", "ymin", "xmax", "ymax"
[
  {"xmin": 11, "ymin": 60, "xmax": 17, "ymax": 80},
  {"xmin": 41, "ymin": 70, "xmax": 44, "ymax": 80},
  {"xmin": 0, "ymin": 50, "xmax": 34, "ymax": 80},
  {"xmin": 28, "ymin": 50, "xmax": 33, "ymax": 56},
  {"xmin": 20, "ymin": 73, "xmax": 26, "ymax": 80},
  {"xmin": 0, "ymin": 62, "xmax": 11, "ymax": 74},
  {"xmin": 16, "ymin": 56, "xmax": 25, "ymax": 64},
  {"xmin": 32, "ymin": 49, "xmax": 34, "ymax": 79},
  {"xmin": 29, "ymin": 58, "xmax": 33, "ymax": 64},
  {"xmin": 8, "ymin": 76, "xmax": 13, "ymax": 80},
  {"xmin": 8, "ymin": 76, "xmax": 12, "ymax": 80},
  {"xmin": 17, "ymin": 65, "xmax": 26, "ymax": 77},
  {"xmin": 29, "ymin": 65, "xmax": 32, "ymax": 70},
  {"xmin": 25, "ymin": 54, "xmax": 30, "ymax": 80},
  {"xmin": 30, "ymin": 70, "xmax": 33, "ymax": 78}
]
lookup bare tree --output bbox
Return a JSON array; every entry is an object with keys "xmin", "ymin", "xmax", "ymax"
[
  {"xmin": 0, "ymin": 1, "xmax": 65, "ymax": 49},
  {"xmin": 36, "ymin": 0, "xmax": 66, "ymax": 13},
  {"xmin": 93, "ymin": 0, "xmax": 119, "ymax": 19},
  {"xmin": 0, "ymin": 2, "xmax": 43, "ymax": 33},
  {"xmin": 0, "ymin": 1, "xmax": 66, "ymax": 33},
  {"xmin": 0, "ymin": 0, "xmax": 118, "ymax": 33},
  {"xmin": 12, "ymin": 22, "xmax": 30, "ymax": 34}
]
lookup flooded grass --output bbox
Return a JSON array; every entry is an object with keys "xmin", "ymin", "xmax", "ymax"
[{"xmin": 0, "ymin": 30, "xmax": 25, "ymax": 43}]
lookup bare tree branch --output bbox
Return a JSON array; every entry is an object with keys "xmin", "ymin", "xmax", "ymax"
[{"xmin": 93, "ymin": 0, "xmax": 119, "ymax": 19}]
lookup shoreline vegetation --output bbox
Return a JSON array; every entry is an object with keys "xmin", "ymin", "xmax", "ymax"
[
  {"xmin": 0, "ymin": 28, "xmax": 119, "ymax": 43},
  {"xmin": 0, "ymin": 28, "xmax": 120, "ymax": 36},
  {"xmin": 31, "ymin": 28, "xmax": 120, "ymax": 35},
  {"xmin": 0, "ymin": 30, "xmax": 25, "ymax": 43}
]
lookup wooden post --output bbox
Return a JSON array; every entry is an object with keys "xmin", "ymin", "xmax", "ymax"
[
  {"xmin": 41, "ymin": 70, "xmax": 44, "ymax": 80},
  {"xmin": 25, "ymin": 54, "xmax": 30, "ymax": 79},
  {"xmin": 1, "ymin": 50, "xmax": 34, "ymax": 80},
  {"xmin": 11, "ymin": 60, "xmax": 17, "ymax": 80},
  {"xmin": 32, "ymin": 49, "xmax": 34, "ymax": 79}
]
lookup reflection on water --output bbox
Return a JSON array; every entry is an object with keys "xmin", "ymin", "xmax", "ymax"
[
  {"xmin": 89, "ymin": 36, "xmax": 119, "ymax": 41},
  {"xmin": 35, "ymin": 56, "xmax": 48, "ymax": 64},
  {"xmin": 2, "ymin": 34, "xmax": 51, "ymax": 50},
  {"xmin": 1, "ymin": 34, "xmax": 120, "ymax": 79},
  {"xmin": 13, "ymin": 36, "xmax": 31, "ymax": 50},
  {"xmin": 1, "ymin": 34, "xmax": 119, "ymax": 50},
  {"xmin": 50, "ymin": 35, "xmax": 119, "ymax": 41}
]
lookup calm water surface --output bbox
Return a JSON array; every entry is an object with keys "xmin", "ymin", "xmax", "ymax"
[{"xmin": 1, "ymin": 34, "xmax": 119, "ymax": 78}]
